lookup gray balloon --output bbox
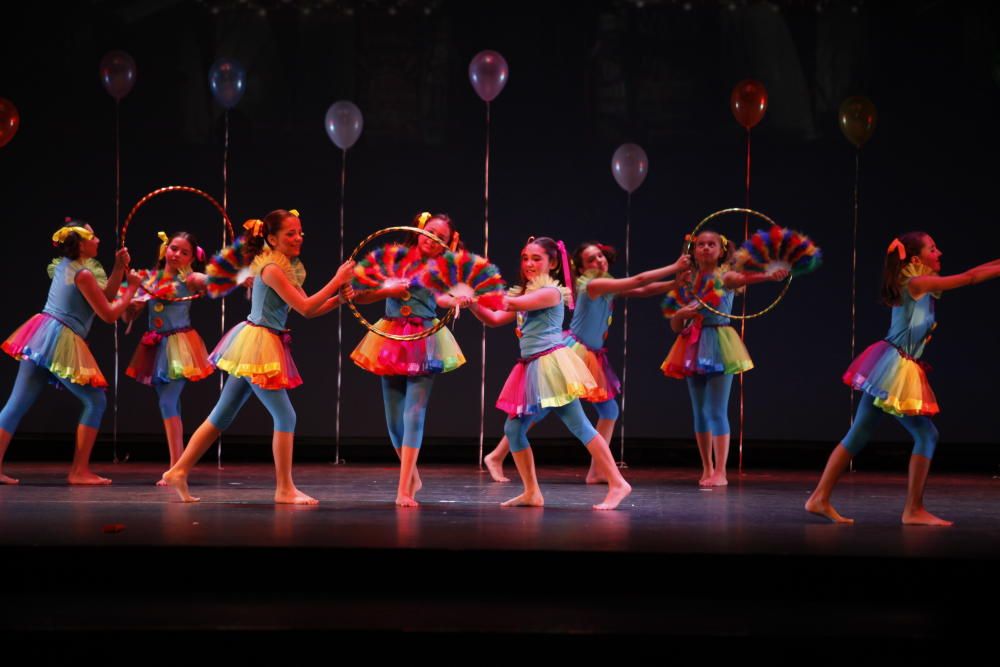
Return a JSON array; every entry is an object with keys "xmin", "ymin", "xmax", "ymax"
[
  {"xmin": 325, "ymin": 101, "xmax": 364, "ymax": 150},
  {"xmin": 209, "ymin": 58, "xmax": 246, "ymax": 110},
  {"xmin": 611, "ymin": 143, "xmax": 649, "ymax": 193}
]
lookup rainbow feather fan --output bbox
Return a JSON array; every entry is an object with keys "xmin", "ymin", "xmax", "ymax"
[
  {"xmin": 733, "ymin": 225, "xmax": 822, "ymax": 277},
  {"xmin": 420, "ymin": 249, "xmax": 506, "ymax": 310},
  {"xmin": 351, "ymin": 243, "xmax": 423, "ymax": 292},
  {"xmin": 661, "ymin": 271, "xmax": 725, "ymax": 318},
  {"xmin": 206, "ymin": 235, "xmax": 251, "ymax": 299}
]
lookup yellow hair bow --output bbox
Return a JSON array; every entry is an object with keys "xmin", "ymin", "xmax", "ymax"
[
  {"xmin": 719, "ymin": 234, "xmax": 729, "ymax": 251},
  {"xmin": 51, "ymin": 226, "xmax": 94, "ymax": 244},
  {"xmin": 288, "ymin": 209, "xmax": 300, "ymax": 218},
  {"xmin": 157, "ymin": 231, "xmax": 170, "ymax": 260},
  {"xmin": 887, "ymin": 238, "xmax": 906, "ymax": 261},
  {"xmin": 243, "ymin": 219, "xmax": 264, "ymax": 237},
  {"xmin": 415, "ymin": 211, "xmax": 432, "ymax": 229}
]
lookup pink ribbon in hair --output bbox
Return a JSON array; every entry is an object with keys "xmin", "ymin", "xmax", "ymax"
[
  {"xmin": 196, "ymin": 246, "xmax": 206, "ymax": 263},
  {"xmin": 556, "ymin": 240, "xmax": 575, "ymax": 310}
]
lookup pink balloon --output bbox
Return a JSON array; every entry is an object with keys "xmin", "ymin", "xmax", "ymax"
[
  {"xmin": 99, "ymin": 51, "xmax": 137, "ymax": 101},
  {"xmin": 468, "ymin": 50, "xmax": 509, "ymax": 102},
  {"xmin": 611, "ymin": 143, "xmax": 648, "ymax": 193}
]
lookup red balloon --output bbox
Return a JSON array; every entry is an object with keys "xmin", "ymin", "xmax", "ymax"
[
  {"xmin": 0, "ymin": 98, "xmax": 19, "ymax": 148},
  {"xmin": 730, "ymin": 79, "xmax": 768, "ymax": 130}
]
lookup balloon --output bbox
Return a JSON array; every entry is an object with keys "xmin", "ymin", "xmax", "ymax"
[
  {"xmin": 324, "ymin": 101, "xmax": 364, "ymax": 150},
  {"xmin": 730, "ymin": 79, "xmax": 768, "ymax": 130},
  {"xmin": 209, "ymin": 59, "xmax": 246, "ymax": 110},
  {"xmin": 468, "ymin": 50, "xmax": 509, "ymax": 102},
  {"xmin": 0, "ymin": 98, "xmax": 19, "ymax": 148},
  {"xmin": 99, "ymin": 51, "xmax": 137, "ymax": 101},
  {"xmin": 611, "ymin": 143, "xmax": 649, "ymax": 193},
  {"xmin": 838, "ymin": 96, "xmax": 877, "ymax": 148}
]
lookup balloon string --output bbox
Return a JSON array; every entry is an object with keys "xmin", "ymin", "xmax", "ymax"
[
  {"xmin": 218, "ymin": 110, "xmax": 229, "ymax": 470},
  {"xmin": 617, "ymin": 191, "xmax": 631, "ymax": 468},
  {"xmin": 335, "ymin": 148, "xmax": 347, "ymax": 465},
  {"xmin": 479, "ymin": 101, "xmax": 490, "ymax": 471},
  {"xmin": 737, "ymin": 128, "xmax": 751, "ymax": 473},
  {"xmin": 849, "ymin": 149, "xmax": 860, "ymax": 473},
  {"xmin": 113, "ymin": 98, "xmax": 122, "ymax": 464}
]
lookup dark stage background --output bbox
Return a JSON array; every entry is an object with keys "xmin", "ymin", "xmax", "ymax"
[{"xmin": 2, "ymin": 0, "xmax": 999, "ymax": 449}]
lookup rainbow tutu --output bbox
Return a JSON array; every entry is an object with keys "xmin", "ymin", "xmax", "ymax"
[
  {"xmin": 351, "ymin": 317, "xmax": 465, "ymax": 376},
  {"xmin": 2, "ymin": 313, "xmax": 107, "ymax": 387},
  {"xmin": 563, "ymin": 331, "xmax": 620, "ymax": 402},
  {"xmin": 661, "ymin": 324, "xmax": 753, "ymax": 379},
  {"xmin": 127, "ymin": 328, "xmax": 214, "ymax": 386},
  {"xmin": 496, "ymin": 345, "xmax": 601, "ymax": 418},
  {"xmin": 843, "ymin": 340, "xmax": 939, "ymax": 416},
  {"xmin": 210, "ymin": 321, "xmax": 302, "ymax": 390}
]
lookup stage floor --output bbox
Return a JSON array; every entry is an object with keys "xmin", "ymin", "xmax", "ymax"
[
  {"xmin": 2, "ymin": 462, "xmax": 999, "ymax": 556},
  {"xmin": 3, "ymin": 462, "xmax": 999, "ymax": 649}
]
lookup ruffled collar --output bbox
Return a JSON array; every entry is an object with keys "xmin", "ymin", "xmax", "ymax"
[
  {"xmin": 251, "ymin": 248, "xmax": 306, "ymax": 287},
  {"xmin": 48, "ymin": 257, "xmax": 108, "ymax": 289},
  {"xmin": 141, "ymin": 267, "xmax": 191, "ymax": 300},
  {"xmin": 508, "ymin": 274, "xmax": 571, "ymax": 305},
  {"xmin": 901, "ymin": 262, "xmax": 941, "ymax": 299}
]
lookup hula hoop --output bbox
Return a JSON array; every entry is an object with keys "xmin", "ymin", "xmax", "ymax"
[
  {"xmin": 685, "ymin": 207, "xmax": 792, "ymax": 320},
  {"xmin": 345, "ymin": 225, "xmax": 454, "ymax": 341},
  {"xmin": 120, "ymin": 186, "xmax": 235, "ymax": 302}
]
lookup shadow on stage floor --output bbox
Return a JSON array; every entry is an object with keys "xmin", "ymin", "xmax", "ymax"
[{"xmin": 2, "ymin": 460, "xmax": 998, "ymax": 654}]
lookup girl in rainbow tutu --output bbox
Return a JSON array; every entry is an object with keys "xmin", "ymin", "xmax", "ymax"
[
  {"xmin": 351, "ymin": 213, "xmax": 468, "ymax": 507},
  {"xmin": 162, "ymin": 209, "xmax": 355, "ymax": 504},
  {"xmin": 0, "ymin": 220, "xmax": 141, "ymax": 484},
  {"xmin": 470, "ymin": 236, "xmax": 631, "ymax": 510},
  {"xmin": 806, "ymin": 232, "xmax": 1000, "ymax": 525},
  {"xmin": 661, "ymin": 230, "xmax": 787, "ymax": 487},
  {"xmin": 483, "ymin": 240, "xmax": 689, "ymax": 484},
  {"xmin": 123, "ymin": 231, "xmax": 214, "ymax": 482}
]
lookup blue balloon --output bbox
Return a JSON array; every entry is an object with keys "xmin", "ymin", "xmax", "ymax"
[
  {"xmin": 324, "ymin": 101, "xmax": 363, "ymax": 150},
  {"xmin": 209, "ymin": 58, "xmax": 246, "ymax": 110}
]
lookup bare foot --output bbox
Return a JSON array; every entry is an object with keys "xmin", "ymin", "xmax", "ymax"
[
  {"xmin": 705, "ymin": 473, "xmax": 728, "ymax": 487},
  {"xmin": 274, "ymin": 487, "xmax": 319, "ymax": 505},
  {"xmin": 501, "ymin": 491, "xmax": 544, "ymax": 507},
  {"xmin": 162, "ymin": 469, "xmax": 200, "ymax": 503},
  {"xmin": 594, "ymin": 480, "xmax": 632, "ymax": 510},
  {"xmin": 804, "ymin": 497, "xmax": 854, "ymax": 524},
  {"xmin": 484, "ymin": 454, "xmax": 510, "ymax": 483},
  {"xmin": 67, "ymin": 470, "xmax": 112, "ymax": 485},
  {"xmin": 155, "ymin": 478, "xmax": 168, "ymax": 487},
  {"xmin": 698, "ymin": 468, "xmax": 714, "ymax": 486},
  {"xmin": 411, "ymin": 470, "xmax": 423, "ymax": 496},
  {"xmin": 902, "ymin": 508, "xmax": 953, "ymax": 526},
  {"xmin": 585, "ymin": 464, "xmax": 606, "ymax": 485},
  {"xmin": 0, "ymin": 473, "xmax": 19, "ymax": 484},
  {"xmin": 396, "ymin": 494, "xmax": 419, "ymax": 507}
]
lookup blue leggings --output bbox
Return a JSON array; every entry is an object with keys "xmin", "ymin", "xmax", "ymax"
[
  {"xmin": 381, "ymin": 375, "xmax": 434, "ymax": 449},
  {"xmin": 207, "ymin": 375, "xmax": 296, "ymax": 433},
  {"xmin": 506, "ymin": 399, "xmax": 599, "ymax": 453},
  {"xmin": 592, "ymin": 398, "xmax": 619, "ymax": 421},
  {"xmin": 154, "ymin": 380, "xmax": 186, "ymax": 420},
  {"xmin": 842, "ymin": 393, "xmax": 939, "ymax": 459},
  {"xmin": 0, "ymin": 359, "xmax": 107, "ymax": 431},
  {"xmin": 686, "ymin": 374, "xmax": 734, "ymax": 436}
]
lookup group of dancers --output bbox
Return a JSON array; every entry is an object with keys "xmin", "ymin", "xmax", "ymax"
[{"xmin": 2, "ymin": 210, "xmax": 999, "ymax": 523}]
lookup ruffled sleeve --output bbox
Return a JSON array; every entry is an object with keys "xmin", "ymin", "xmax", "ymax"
[
  {"xmin": 525, "ymin": 274, "xmax": 571, "ymax": 305},
  {"xmin": 251, "ymin": 249, "xmax": 306, "ymax": 287}
]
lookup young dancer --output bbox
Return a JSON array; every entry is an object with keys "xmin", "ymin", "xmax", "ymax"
[
  {"xmin": 806, "ymin": 232, "xmax": 1000, "ymax": 525},
  {"xmin": 123, "ymin": 231, "xmax": 214, "ymax": 482},
  {"xmin": 351, "ymin": 213, "xmax": 468, "ymax": 507},
  {"xmin": 162, "ymin": 209, "xmax": 355, "ymax": 504},
  {"xmin": 470, "ymin": 236, "xmax": 632, "ymax": 510},
  {"xmin": 0, "ymin": 220, "xmax": 140, "ymax": 484},
  {"xmin": 483, "ymin": 241, "xmax": 689, "ymax": 483},
  {"xmin": 662, "ymin": 230, "xmax": 787, "ymax": 486}
]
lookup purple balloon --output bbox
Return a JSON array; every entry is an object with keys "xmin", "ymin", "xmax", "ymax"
[
  {"xmin": 99, "ymin": 51, "xmax": 137, "ymax": 101},
  {"xmin": 209, "ymin": 59, "xmax": 246, "ymax": 110},
  {"xmin": 324, "ymin": 101, "xmax": 364, "ymax": 150},
  {"xmin": 611, "ymin": 143, "xmax": 649, "ymax": 193},
  {"xmin": 468, "ymin": 50, "xmax": 509, "ymax": 103}
]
